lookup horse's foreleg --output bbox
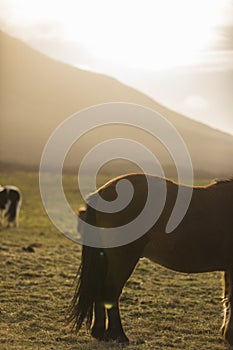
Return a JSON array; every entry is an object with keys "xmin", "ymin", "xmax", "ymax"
[
  {"xmin": 222, "ymin": 270, "xmax": 233, "ymax": 346},
  {"xmin": 221, "ymin": 271, "xmax": 230, "ymax": 336},
  {"xmin": 14, "ymin": 201, "xmax": 21, "ymax": 227},
  {"xmin": 0, "ymin": 208, "xmax": 6, "ymax": 227},
  {"xmin": 91, "ymin": 302, "xmax": 106, "ymax": 340}
]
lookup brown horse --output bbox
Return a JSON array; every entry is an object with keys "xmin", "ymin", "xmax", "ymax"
[{"xmin": 68, "ymin": 173, "xmax": 233, "ymax": 345}]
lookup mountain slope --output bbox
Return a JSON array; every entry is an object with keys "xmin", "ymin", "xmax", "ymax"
[{"xmin": 1, "ymin": 31, "xmax": 233, "ymax": 178}]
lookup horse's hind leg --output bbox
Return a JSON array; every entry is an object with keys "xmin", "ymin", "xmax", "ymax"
[
  {"xmin": 105, "ymin": 301, "xmax": 128, "ymax": 343},
  {"xmin": 103, "ymin": 244, "xmax": 142, "ymax": 343},
  {"xmin": 91, "ymin": 301, "xmax": 126, "ymax": 343},
  {"xmin": 91, "ymin": 302, "xmax": 106, "ymax": 340},
  {"xmin": 222, "ymin": 270, "xmax": 233, "ymax": 346}
]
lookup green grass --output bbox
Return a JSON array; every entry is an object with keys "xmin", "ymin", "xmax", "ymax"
[{"xmin": 0, "ymin": 171, "xmax": 229, "ymax": 349}]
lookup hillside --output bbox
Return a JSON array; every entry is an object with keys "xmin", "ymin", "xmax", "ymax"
[{"xmin": 1, "ymin": 31, "xmax": 233, "ymax": 178}]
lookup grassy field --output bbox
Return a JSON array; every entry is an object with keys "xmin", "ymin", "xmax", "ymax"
[{"xmin": 0, "ymin": 171, "xmax": 229, "ymax": 350}]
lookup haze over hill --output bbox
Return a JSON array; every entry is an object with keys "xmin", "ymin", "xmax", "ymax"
[{"xmin": 1, "ymin": 31, "xmax": 233, "ymax": 179}]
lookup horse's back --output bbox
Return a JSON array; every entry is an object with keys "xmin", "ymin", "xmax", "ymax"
[
  {"xmin": 5, "ymin": 186, "xmax": 22, "ymax": 202},
  {"xmin": 142, "ymin": 181, "xmax": 233, "ymax": 273}
]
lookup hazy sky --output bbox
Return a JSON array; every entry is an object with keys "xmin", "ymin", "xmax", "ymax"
[{"xmin": 0, "ymin": 0, "xmax": 233, "ymax": 134}]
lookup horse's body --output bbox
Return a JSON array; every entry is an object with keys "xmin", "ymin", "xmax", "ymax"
[
  {"xmin": 0, "ymin": 185, "xmax": 22, "ymax": 227},
  {"xmin": 68, "ymin": 174, "xmax": 233, "ymax": 345}
]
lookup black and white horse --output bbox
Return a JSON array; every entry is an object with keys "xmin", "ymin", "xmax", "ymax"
[{"xmin": 0, "ymin": 185, "xmax": 22, "ymax": 227}]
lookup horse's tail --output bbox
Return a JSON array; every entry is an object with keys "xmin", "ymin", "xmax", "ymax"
[{"xmin": 68, "ymin": 201, "xmax": 107, "ymax": 332}]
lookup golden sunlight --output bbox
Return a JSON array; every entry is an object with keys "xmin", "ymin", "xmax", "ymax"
[
  {"xmin": 81, "ymin": 0, "xmax": 227, "ymax": 69},
  {"xmin": 1, "ymin": 0, "xmax": 229, "ymax": 70}
]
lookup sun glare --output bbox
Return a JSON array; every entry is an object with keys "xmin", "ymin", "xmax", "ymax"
[
  {"xmin": 88, "ymin": 0, "xmax": 228, "ymax": 70},
  {"xmin": 0, "ymin": 0, "xmax": 230, "ymax": 70}
]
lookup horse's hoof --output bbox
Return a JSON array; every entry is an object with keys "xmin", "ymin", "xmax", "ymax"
[
  {"xmin": 104, "ymin": 330, "xmax": 129, "ymax": 344},
  {"xmin": 91, "ymin": 327, "xmax": 105, "ymax": 341}
]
